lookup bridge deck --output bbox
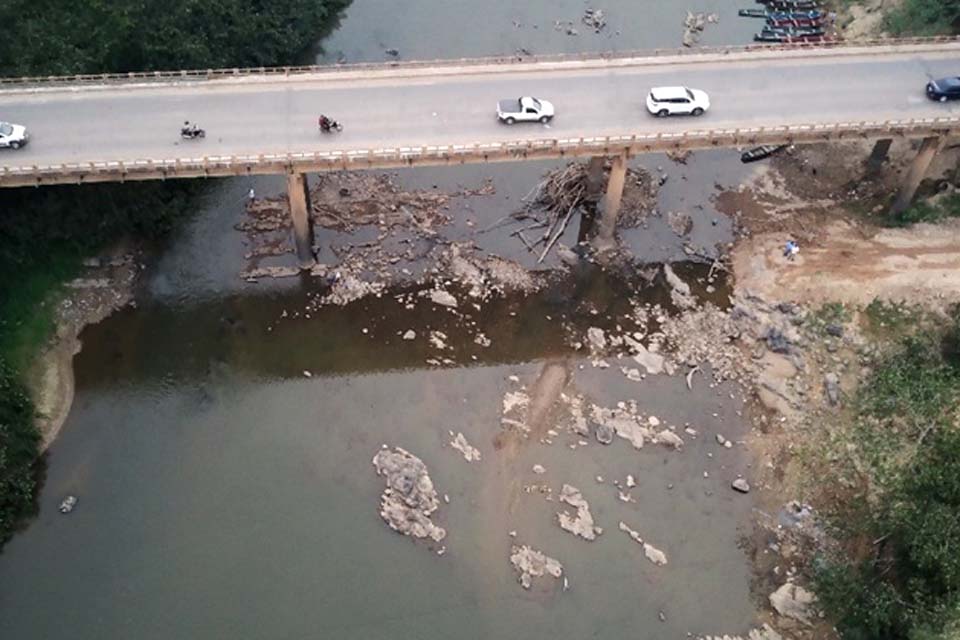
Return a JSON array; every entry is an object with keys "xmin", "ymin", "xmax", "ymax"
[{"xmin": 1, "ymin": 39, "xmax": 960, "ymax": 187}]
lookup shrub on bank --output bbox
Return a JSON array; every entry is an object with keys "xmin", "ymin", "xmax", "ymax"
[
  {"xmin": 813, "ymin": 311, "xmax": 960, "ymax": 640},
  {"xmin": 883, "ymin": 0, "xmax": 960, "ymax": 36},
  {"xmin": 0, "ymin": 359, "xmax": 41, "ymax": 546}
]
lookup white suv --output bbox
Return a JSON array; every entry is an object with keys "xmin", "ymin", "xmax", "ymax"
[
  {"xmin": 646, "ymin": 87, "xmax": 710, "ymax": 117},
  {"xmin": 0, "ymin": 121, "xmax": 29, "ymax": 149}
]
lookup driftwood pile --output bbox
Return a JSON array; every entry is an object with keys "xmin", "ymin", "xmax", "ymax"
[{"xmin": 491, "ymin": 161, "xmax": 657, "ymax": 262}]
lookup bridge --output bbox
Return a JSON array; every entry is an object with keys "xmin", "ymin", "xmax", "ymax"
[{"xmin": 2, "ymin": 37, "xmax": 960, "ymax": 264}]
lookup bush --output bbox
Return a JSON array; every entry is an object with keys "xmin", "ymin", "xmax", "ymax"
[
  {"xmin": 0, "ymin": 359, "xmax": 41, "ymax": 546},
  {"xmin": 813, "ymin": 317, "xmax": 960, "ymax": 640},
  {"xmin": 883, "ymin": 0, "xmax": 960, "ymax": 36}
]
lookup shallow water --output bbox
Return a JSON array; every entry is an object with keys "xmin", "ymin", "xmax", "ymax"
[{"xmin": 1, "ymin": 2, "xmax": 766, "ymax": 638}]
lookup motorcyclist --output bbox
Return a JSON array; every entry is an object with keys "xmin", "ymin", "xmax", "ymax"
[
  {"xmin": 318, "ymin": 115, "xmax": 333, "ymax": 132},
  {"xmin": 181, "ymin": 120, "xmax": 201, "ymax": 137}
]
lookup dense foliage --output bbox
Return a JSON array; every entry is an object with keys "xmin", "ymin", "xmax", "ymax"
[
  {"xmin": 0, "ymin": 0, "xmax": 345, "ymax": 76},
  {"xmin": 883, "ymin": 0, "xmax": 960, "ymax": 35},
  {"xmin": 813, "ymin": 311, "xmax": 960, "ymax": 639},
  {"xmin": 0, "ymin": 0, "xmax": 347, "ymax": 549},
  {"xmin": 0, "ymin": 358, "xmax": 41, "ymax": 546}
]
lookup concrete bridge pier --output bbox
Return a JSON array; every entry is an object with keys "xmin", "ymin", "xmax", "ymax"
[
  {"xmin": 594, "ymin": 151, "xmax": 628, "ymax": 250},
  {"xmin": 890, "ymin": 136, "xmax": 944, "ymax": 215},
  {"xmin": 866, "ymin": 138, "xmax": 893, "ymax": 173},
  {"xmin": 286, "ymin": 172, "xmax": 315, "ymax": 268}
]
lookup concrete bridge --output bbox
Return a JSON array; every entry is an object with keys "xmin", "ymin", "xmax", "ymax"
[{"xmin": 3, "ymin": 37, "xmax": 960, "ymax": 264}]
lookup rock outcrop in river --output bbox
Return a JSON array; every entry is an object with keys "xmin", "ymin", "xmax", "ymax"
[
  {"xmin": 557, "ymin": 484, "xmax": 602, "ymax": 540},
  {"xmin": 509, "ymin": 545, "xmax": 564, "ymax": 590},
  {"xmin": 372, "ymin": 446, "xmax": 446, "ymax": 543}
]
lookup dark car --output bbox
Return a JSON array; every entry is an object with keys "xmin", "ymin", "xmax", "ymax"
[{"xmin": 927, "ymin": 77, "xmax": 960, "ymax": 102}]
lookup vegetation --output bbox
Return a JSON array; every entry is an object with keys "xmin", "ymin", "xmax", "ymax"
[
  {"xmin": 883, "ymin": 0, "xmax": 960, "ymax": 36},
  {"xmin": 0, "ymin": 0, "xmax": 348, "ymax": 548},
  {"xmin": 887, "ymin": 192, "xmax": 960, "ymax": 228},
  {"xmin": 811, "ymin": 306, "xmax": 960, "ymax": 640},
  {"xmin": 0, "ymin": 359, "xmax": 41, "ymax": 547}
]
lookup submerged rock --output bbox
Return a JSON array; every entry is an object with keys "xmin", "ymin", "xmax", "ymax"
[
  {"xmin": 509, "ymin": 544, "xmax": 564, "ymax": 590},
  {"xmin": 557, "ymin": 484, "xmax": 602, "ymax": 541},
  {"xmin": 595, "ymin": 421, "xmax": 615, "ymax": 445},
  {"xmin": 372, "ymin": 446, "xmax": 446, "ymax": 543},
  {"xmin": 449, "ymin": 432, "xmax": 481, "ymax": 462}
]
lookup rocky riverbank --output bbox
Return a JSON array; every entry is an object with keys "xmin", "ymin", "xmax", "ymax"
[{"xmin": 26, "ymin": 246, "xmax": 141, "ymax": 450}]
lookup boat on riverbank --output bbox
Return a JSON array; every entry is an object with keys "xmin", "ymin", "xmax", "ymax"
[{"xmin": 740, "ymin": 145, "xmax": 788, "ymax": 163}]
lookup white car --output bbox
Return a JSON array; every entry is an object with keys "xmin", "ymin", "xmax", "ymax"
[
  {"xmin": 0, "ymin": 121, "xmax": 29, "ymax": 149},
  {"xmin": 646, "ymin": 87, "xmax": 710, "ymax": 117},
  {"xmin": 497, "ymin": 96, "xmax": 555, "ymax": 124}
]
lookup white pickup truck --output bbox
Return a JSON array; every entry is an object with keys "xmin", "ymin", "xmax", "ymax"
[
  {"xmin": 0, "ymin": 121, "xmax": 29, "ymax": 149},
  {"xmin": 496, "ymin": 96, "xmax": 555, "ymax": 124}
]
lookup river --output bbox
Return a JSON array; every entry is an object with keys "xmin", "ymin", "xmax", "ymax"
[{"xmin": 0, "ymin": 2, "xmax": 766, "ymax": 638}]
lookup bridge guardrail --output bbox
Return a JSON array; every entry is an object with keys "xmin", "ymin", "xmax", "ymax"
[
  {"xmin": 3, "ymin": 116, "xmax": 959, "ymax": 186},
  {"xmin": 1, "ymin": 36, "xmax": 959, "ymax": 88}
]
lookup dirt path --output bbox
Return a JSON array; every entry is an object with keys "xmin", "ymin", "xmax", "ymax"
[{"xmin": 733, "ymin": 218, "xmax": 960, "ymax": 308}]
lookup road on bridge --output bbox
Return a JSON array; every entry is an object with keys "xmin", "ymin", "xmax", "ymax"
[{"xmin": 2, "ymin": 44, "xmax": 960, "ymax": 172}]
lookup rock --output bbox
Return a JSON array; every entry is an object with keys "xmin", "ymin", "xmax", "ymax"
[
  {"xmin": 372, "ymin": 447, "xmax": 446, "ymax": 543},
  {"xmin": 716, "ymin": 434, "xmax": 727, "ymax": 445},
  {"xmin": 823, "ymin": 372, "xmax": 841, "ymax": 406},
  {"xmin": 429, "ymin": 331, "xmax": 449, "ymax": 350},
  {"xmin": 732, "ymin": 478, "xmax": 751, "ymax": 493},
  {"xmin": 626, "ymin": 474, "xmax": 636, "ymax": 488},
  {"xmin": 429, "ymin": 289, "xmax": 458, "ymax": 308},
  {"xmin": 667, "ymin": 211, "xmax": 693, "ymax": 236},
  {"xmin": 510, "ymin": 545, "xmax": 564, "ymax": 590},
  {"xmin": 769, "ymin": 582, "xmax": 817, "ymax": 625},
  {"xmin": 532, "ymin": 464, "xmax": 546, "ymax": 474},
  {"xmin": 403, "ymin": 330, "xmax": 416, "ymax": 340},
  {"xmin": 825, "ymin": 323, "xmax": 844, "ymax": 337},
  {"xmin": 663, "ymin": 264, "xmax": 697, "ymax": 310},
  {"xmin": 587, "ymin": 327, "xmax": 607, "ymax": 351},
  {"xmin": 322, "ymin": 272, "xmax": 385, "ymax": 306},
  {"xmin": 764, "ymin": 327, "xmax": 792, "ymax": 354},
  {"xmin": 557, "ymin": 484, "xmax": 602, "ymax": 541},
  {"xmin": 632, "ymin": 344, "xmax": 666, "ymax": 375},
  {"xmin": 643, "ymin": 542, "xmax": 669, "ymax": 566},
  {"xmin": 701, "ymin": 624, "xmax": 783, "ymax": 640},
  {"xmin": 59, "ymin": 495, "xmax": 78, "ymax": 514},
  {"xmin": 656, "ymin": 429, "xmax": 684, "ymax": 450},
  {"xmin": 450, "ymin": 432, "xmax": 481, "ymax": 462},
  {"xmin": 618, "ymin": 521, "xmax": 643, "ymax": 543},
  {"xmin": 595, "ymin": 421, "xmax": 615, "ymax": 445}
]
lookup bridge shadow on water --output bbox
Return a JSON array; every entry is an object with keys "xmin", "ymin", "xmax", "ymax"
[{"xmin": 74, "ymin": 261, "xmax": 729, "ymax": 390}]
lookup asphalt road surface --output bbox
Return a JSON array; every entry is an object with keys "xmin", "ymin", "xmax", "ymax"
[{"xmin": 2, "ymin": 47, "xmax": 960, "ymax": 170}]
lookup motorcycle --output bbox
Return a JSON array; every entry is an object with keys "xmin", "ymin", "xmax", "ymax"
[
  {"xmin": 318, "ymin": 117, "xmax": 343, "ymax": 133},
  {"xmin": 180, "ymin": 126, "xmax": 206, "ymax": 140}
]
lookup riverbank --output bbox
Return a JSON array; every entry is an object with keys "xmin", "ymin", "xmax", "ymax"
[{"xmin": 25, "ymin": 246, "xmax": 141, "ymax": 450}]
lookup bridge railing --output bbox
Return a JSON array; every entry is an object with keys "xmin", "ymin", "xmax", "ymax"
[
  {"xmin": 1, "ymin": 36, "xmax": 959, "ymax": 88},
  {"xmin": 3, "ymin": 116, "xmax": 959, "ymax": 186}
]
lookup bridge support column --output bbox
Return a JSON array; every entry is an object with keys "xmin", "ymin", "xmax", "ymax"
[
  {"xmin": 287, "ymin": 172, "xmax": 315, "ymax": 268},
  {"xmin": 594, "ymin": 152, "xmax": 628, "ymax": 250},
  {"xmin": 585, "ymin": 156, "xmax": 606, "ymax": 201},
  {"xmin": 891, "ymin": 136, "xmax": 944, "ymax": 216},
  {"xmin": 866, "ymin": 138, "xmax": 893, "ymax": 173}
]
